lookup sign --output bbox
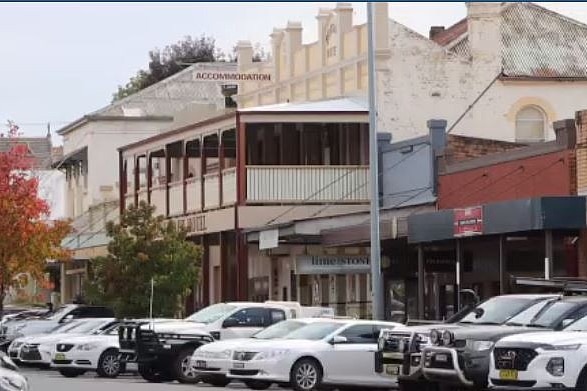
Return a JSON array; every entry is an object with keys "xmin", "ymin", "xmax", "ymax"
[
  {"xmin": 194, "ymin": 71, "xmax": 271, "ymax": 83},
  {"xmin": 174, "ymin": 214, "xmax": 207, "ymax": 233},
  {"xmin": 259, "ymin": 229, "xmax": 279, "ymax": 250},
  {"xmin": 454, "ymin": 206, "xmax": 483, "ymax": 237},
  {"xmin": 296, "ymin": 255, "xmax": 370, "ymax": 275}
]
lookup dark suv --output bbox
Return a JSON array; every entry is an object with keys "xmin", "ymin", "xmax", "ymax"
[
  {"xmin": 421, "ymin": 296, "xmax": 587, "ymax": 389},
  {"xmin": 375, "ymin": 294, "xmax": 557, "ymax": 391}
]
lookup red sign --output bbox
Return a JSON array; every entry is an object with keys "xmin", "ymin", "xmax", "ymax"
[{"xmin": 454, "ymin": 206, "xmax": 483, "ymax": 237}]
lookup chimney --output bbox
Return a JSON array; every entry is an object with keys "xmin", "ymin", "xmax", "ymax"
[
  {"xmin": 335, "ymin": 3, "xmax": 353, "ymax": 34},
  {"xmin": 284, "ymin": 21, "xmax": 303, "ymax": 77},
  {"xmin": 270, "ymin": 28, "xmax": 284, "ymax": 81},
  {"xmin": 466, "ymin": 2, "xmax": 503, "ymax": 73},
  {"xmin": 553, "ymin": 119, "xmax": 576, "ymax": 149},
  {"xmin": 236, "ymin": 40, "xmax": 254, "ymax": 71},
  {"xmin": 316, "ymin": 8, "xmax": 331, "ymax": 66},
  {"xmin": 429, "ymin": 26, "xmax": 445, "ymax": 40},
  {"xmin": 373, "ymin": 2, "xmax": 389, "ymax": 52}
]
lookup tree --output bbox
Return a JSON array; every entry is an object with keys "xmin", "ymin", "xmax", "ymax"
[
  {"xmin": 85, "ymin": 202, "xmax": 201, "ymax": 318},
  {"xmin": 0, "ymin": 121, "xmax": 71, "ymax": 313},
  {"xmin": 226, "ymin": 42, "xmax": 269, "ymax": 63},
  {"xmin": 113, "ymin": 35, "xmax": 218, "ymax": 101}
]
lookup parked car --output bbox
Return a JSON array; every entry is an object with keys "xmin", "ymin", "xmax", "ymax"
[
  {"xmin": 16, "ymin": 318, "xmax": 117, "ymax": 366},
  {"xmin": 0, "ymin": 351, "xmax": 28, "ymax": 391},
  {"xmin": 227, "ymin": 319, "xmax": 401, "ymax": 391},
  {"xmin": 421, "ymin": 296, "xmax": 587, "ymax": 389},
  {"xmin": 375, "ymin": 294, "xmax": 557, "ymax": 391},
  {"xmin": 192, "ymin": 317, "xmax": 329, "ymax": 387},
  {"xmin": 488, "ymin": 311, "xmax": 587, "ymax": 389},
  {"xmin": 119, "ymin": 301, "xmax": 331, "ymax": 384}
]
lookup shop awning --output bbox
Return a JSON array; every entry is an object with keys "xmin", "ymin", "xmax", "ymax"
[
  {"xmin": 51, "ymin": 146, "xmax": 87, "ymax": 169},
  {"xmin": 408, "ymin": 196, "xmax": 587, "ymax": 244}
]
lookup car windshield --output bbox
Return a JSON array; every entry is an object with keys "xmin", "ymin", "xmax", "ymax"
[
  {"xmin": 564, "ymin": 314, "xmax": 587, "ymax": 331},
  {"xmin": 49, "ymin": 320, "xmax": 83, "ymax": 333},
  {"xmin": 529, "ymin": 301, "xmax": 576, "ymax": 328},
  {"xmin": 64, "ymin": 320, "xmax": 105, "ymax": 334},
  {"xmin": 44, "ymin": 306, "xmax": 72, "ymax": 320},
  {"xmin": 102, "ymin": 325, "xmax": 120, "ymax": 336},
  {"xmin": 459, "ymin": 297, "xmax": 543, "ymax": 325},
  {"xmin": 506, "ymin": 300, "xmax": 554, "ymax": 326},
  {"xmin": 283, "ymin": 322, "xmax": 342, "ymax": 340},
  {"xmin": 252, "ymin": 320, "xmax": 306, "ymax": 340},
  {"xmin": 185, "ymin": 304, "xmax": 237, "ymax": 324}
]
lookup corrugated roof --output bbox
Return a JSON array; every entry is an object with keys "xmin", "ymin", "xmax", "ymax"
[{"xmin": 239, "ymin": 96, "xmax": 368, "ymax": 113}]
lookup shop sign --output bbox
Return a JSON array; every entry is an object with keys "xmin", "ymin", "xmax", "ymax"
[
  {"xmin": 454, "ymin": 206, "xmax": 483, "ymax": 237},
  {"xmin": 296, "ymin": 255, "xmax": 370, "ymax": 275},
  {"xmin": 173, "ymin": 214, "xmax": 207, "ymax": 233},
  {"xmin": 194, "ymin": 71, "xmax": 271, "ymax": 82},
  {"xmin": 259, "ymin": 229, "xmax": 279, "ymax": 250}
]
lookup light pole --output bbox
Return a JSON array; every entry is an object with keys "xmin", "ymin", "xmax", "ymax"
[{"xmin": 367, "ymin": 1, "xmax": 384, "ymax": 320}]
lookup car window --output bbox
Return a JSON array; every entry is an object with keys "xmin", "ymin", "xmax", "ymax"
[
  {"xmin": 459, "ymin": 297, "xmax": 543, "ymax": 325},
  {"xmin": 252, "ymin": 320, "xmax": 305, "ymax": 339},
  {"xmin": 185, "ymin": 303, "xmax": 236, "ymax": 324},
  {"xmin": 339, "ymin": 324, "xmax": 377, "ymax": 343},
  {"xmin": 269, "ymin": 310, "xmax": 286, "ymax": 325},
  {"xmin": 229, "ymin": 308, "xmax": 267, "ymax": 327}
]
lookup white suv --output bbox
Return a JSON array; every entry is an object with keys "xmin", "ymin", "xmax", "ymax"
[
  {"xmin": 227, "ymin": 319, "xmax": 401, "ymax": 391},
  {"xmin": 489, "ymin": 314, "xmax": 587, "ymax": 390}
]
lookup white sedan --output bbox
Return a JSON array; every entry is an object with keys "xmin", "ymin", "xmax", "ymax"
[
  {"xmin": 192, "ymin": 318, "xmax": 329, "ymax": 387},
  {"xmin": 489, "ymin": 315, "xmax": 587, "ymax": 390},
  {"xmin": 51, "ymin": 324, "xmax": 123, "ymax": 378},
  {"xmin": 227, "ymin": 319, "xmax": 401, "ymax": 391}
]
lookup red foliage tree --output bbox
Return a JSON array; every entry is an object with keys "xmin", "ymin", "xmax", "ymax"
[{"xmin": 0, "ymin": 121, "xmax": 71, "ymax": 312}]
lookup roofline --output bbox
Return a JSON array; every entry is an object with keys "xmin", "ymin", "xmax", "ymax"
[
  {"xmin": 499, "ymin": 75, "xmax": 587, "ymax": 82},
  {"xmin": 239, "ymin": 110, "xmax": 367, "ymax": 115},
  {"xmin": 57, "ymin": 115, "xmax": 173, "ymax": 136},
  {"xmin": 118, "ymin": 112, "xmax": 236, "ymax": 152}
]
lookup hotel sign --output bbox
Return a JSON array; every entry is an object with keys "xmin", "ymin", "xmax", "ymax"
[
  {"xmin": 454, "ymin": 206, "xmax": 483, "ymax": 237},
  {"xmin": 194, "ymin": 71, "xmax": 271, "ymax": 82},
  {"xmin": 296, "ymin": 255, "xmax": 370, "ymax": 275},
  {"xmin": 173, "ymin": 214, "xmax": 207, "ymax": 233}
]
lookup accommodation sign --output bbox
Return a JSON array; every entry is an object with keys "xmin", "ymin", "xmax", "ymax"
[
  {"xmin": 194, "ymin": 71, "xmax": 271, "ymax": 82},
  {"xmin": 454, "ymin": 206, "xmax": 483, "ymax": 237},
  {"xmin": 296, "ymin": 255, "xmax": 370, "ymax": 275}
]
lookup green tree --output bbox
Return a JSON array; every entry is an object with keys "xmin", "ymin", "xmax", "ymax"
[
  {"xmin": 113, "ymin": 35, "xmax": 218, "ymax": 101},
  {"xmin": 85, "ymin": 202, "xmax": 201, "ymax": 318}
]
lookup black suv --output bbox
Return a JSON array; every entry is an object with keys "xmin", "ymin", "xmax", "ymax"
[
  {"xmin": 421, "ymin": 296, "xmax": 587, "ymax": 389},
  {"xmin": 375, "ymin": 294, "xmax": 557, "ymax": 391}
]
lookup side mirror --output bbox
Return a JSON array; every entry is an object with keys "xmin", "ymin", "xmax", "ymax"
[
  {"xmin": 331, "ymin": 335, "xmax": 348, "ymax": 344},
  {"xmin": 222, "ymin": 317, "xmax": 238, "ymax": 328}
]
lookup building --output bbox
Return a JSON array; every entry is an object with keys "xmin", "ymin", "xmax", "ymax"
[
  {"xmin": 237, "ymin": 2, "xmax": 587, "ymax": 143},
  {"xmin": 55, "ymin": 62, "xmax": 237, "ymax": 303}
]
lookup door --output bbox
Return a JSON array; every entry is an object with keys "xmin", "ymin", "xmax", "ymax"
[{"xmin": 321, "ymin": 324, "xmax": 379, "ymax": 385}]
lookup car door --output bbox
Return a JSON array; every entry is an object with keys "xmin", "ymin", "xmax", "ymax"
[
  {"xmin": 220, "ymin": 307, "xmax": 269, "ymax": 339},
  {"xmin": 322, "ymin": 324, "xmax": 379, "ymax": 386}
]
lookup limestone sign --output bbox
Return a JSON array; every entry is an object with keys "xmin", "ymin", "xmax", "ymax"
[
  {"xmin": 296, "ymin": 255, "xmax": 370, "ymax": 275},
  {"xmin": 194, "ymin": 71, "xmax": 271, "ymax": 82}
]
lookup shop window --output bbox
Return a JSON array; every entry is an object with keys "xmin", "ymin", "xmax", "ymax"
[{"xmin": 515, "ymin": 106, "xmax": 546, "ymax": 142}]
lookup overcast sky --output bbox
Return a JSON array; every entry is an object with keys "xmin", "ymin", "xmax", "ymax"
[{"xmin": 1, "ymin": 2, "xmax": 587, "ymax": 144}]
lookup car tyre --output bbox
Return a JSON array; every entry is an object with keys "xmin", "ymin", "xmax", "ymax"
[
  {"xmin": 138, "ymin": 363, "xmax": 171, "ymax": 383},
  {"xmin": 244, "ymin": 380, "xmax": 272, "ymax": 390},
  {"xmin": 58, "ymin": 368, "xmax": 86, "ymax": 378},
  {"xmin": 290, "ymin": 358, "xmax": 323, "ymax": 391},
  {"xmin": 96, "ymin": 349, "xmax": 121, "ymax": 378},
  {"xmin": 204, "ymin": 375, "xmax": 231, "ymax": 387},
  {"xmin": 173, "ymin": 347, "xmax": 201, "ymax": 384}
]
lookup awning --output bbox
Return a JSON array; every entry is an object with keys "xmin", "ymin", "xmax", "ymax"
[
  {"xmin": 408, "ymin": 196, "xmax": 587, "ymax": 244},
  {"xmin": 52, "ymin": 146, "xmax": 87, "ymax": 169}
]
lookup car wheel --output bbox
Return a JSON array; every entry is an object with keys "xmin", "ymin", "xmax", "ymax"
[
  {"xmin": 173, "ymin": 347, "xmax": 201, "ymax": 384},
  {"xmin": 204, "ymin": 375, "xmax": 231, "ymax": 387},
  {"xmin": 244, "ymin": 380, "xmax": 272, "ymax": 390},
  {"xmin": 399, "ymin": 380, "xmax": 436, "ymax": 391},
  {"xmin": 138, "ymin": 363, "xmax": 171, "ymax": 383},
  {"xmin": 58, "ymin": 368, "xmax": 86, "ymax": 378},
  {"xmin": 290, "ymin": 358, "xmax": 323, "ymax": 391},
  {"xmin": 96, "ymin": 349, "xmax": 121, "ymax": 378}
]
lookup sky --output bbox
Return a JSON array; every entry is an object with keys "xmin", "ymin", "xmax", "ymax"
[{"xmin": 1, "ymin": 2, "xmax": 587, "ymax": 145}]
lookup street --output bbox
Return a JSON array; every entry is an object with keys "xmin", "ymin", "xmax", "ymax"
[{"xmin": 21, "ymin": 367, "xmax": 267, "ymax": 391}]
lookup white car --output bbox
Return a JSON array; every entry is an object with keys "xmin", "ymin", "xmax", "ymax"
[
  {"xmin": 51, "ymin": 324, "xmax": 123, "ymax": 378},
  {"xmin": 11, "ymin": 318, "xmax": 116, "ymax": 366},
  {"xmin": 0, "ymin": 353, "xmax": 28, "ymax": 391},
  {"xmin": 227, "ymin": 319, "xmax": 402, "ymax": 391},
  {"xmin": 489, "ymin": 314, "xmax": 587, "ymax": 390},
  {"xmin": 192, "ymin": 318, "xmax": 329, "ymax": 387}
]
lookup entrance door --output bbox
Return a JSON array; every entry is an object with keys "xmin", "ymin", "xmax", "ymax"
[{"xmin": 425, "ymin": 273, "xmax": 457, "ymax": 321}]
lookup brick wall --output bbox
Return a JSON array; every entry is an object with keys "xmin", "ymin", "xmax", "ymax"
[
  {"xmin": 576, "ymin": 110, "xmax": 587, "ymax": 195},
  {"xmin": 444, "ymin": 135, "xmax": 523, "ymax": 164}
]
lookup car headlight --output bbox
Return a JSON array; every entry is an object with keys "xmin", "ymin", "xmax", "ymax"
[
  {"xmin": 466, "ymin": 340, "xmax": 494, "ymax": 351},
  {"xmin": 76, "ymin": 343, "xmax": 98, "ymax": 351},
  {"xmin": 442, "ymin": 330, "xmax": 455, "ymax": 347},
  {"xmin": 547, "ymin": 357, "xmax": 565, "ymax": 377},
  {"xmin": 0, "ymin": 374, "xmax": 28, "ymax": 391},
  {"xmin": 543, "ymin": 344, "xmax": 581, "ymax": 351},
  {"xmin": 253, "ymin": 349, "xmax": 289, "ymax": 360},
  {"xmin": 430, "ymin": 330, "xmax": 441, "ymax": 346}
]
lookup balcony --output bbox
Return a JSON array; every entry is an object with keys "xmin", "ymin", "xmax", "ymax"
[
  {"xmin": 246, "ymin": 165, "xmax": 370, "ymax": 203},
  {"xmin": 222, "ymin": 167, "xmax": 237, "ymax": 205},
  {"xmin": 151, "ymin": 185, "xmax": 166, "ymax": 215},
  {"xmin": 169, "ymin": 182, "xmax": 184, "ymax": 216},
  {"xmin": 186, "ymin": 178, "xmax": 202, "ymax": 212},
  {"xmin": 138, "ymin": 189, "xmax": 148, "ymax": 205},
  {"xmin": 204, "ymin": 173, "xmax": 220, "ymax": 210}
]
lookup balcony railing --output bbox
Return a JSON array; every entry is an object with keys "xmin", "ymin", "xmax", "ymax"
[
  {"xmin": 151, "ymin": 185, "xmax": 166, "ymax": 215},
  {"xmin": 125, "ymin": 194, "xmax": 135, "ymax": 208},
  {"xmin": 204, "ymin": 173, "xmax": 220, "ymax": 210},
  {"xmin": 138, "ymin": 189, "xmax": 148, "ymax": 205},
  {"xmin": 222, "ymin": 167, "xmax": 237, "ymax": 206},
  {"xmin": 169, "ymin": 182, "xmax": 184, "ymax": 216},
  {"xmin": 246, "ymin": 165, "xmax": 370, "ymax": 203},
  {"xmin": 186, "ymin": 178, "xmax": 202, "ymax": 212}
]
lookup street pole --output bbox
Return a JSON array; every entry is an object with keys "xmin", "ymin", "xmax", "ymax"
[{"xmin": 367, "ymin": 2, "xmax": 384, "ymax": 320}]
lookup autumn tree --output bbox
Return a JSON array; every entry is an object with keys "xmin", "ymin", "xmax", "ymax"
[
  {"xmin": 0, "ymin": 121, "xmax": 71, "ymax": 313},
  {"xmin": 113, "ymin": 35, "xmax": 218, "ymax": 101},
  {"xmin": 85, "ymin": 202, "xmax": 201, "ymax": 318}
]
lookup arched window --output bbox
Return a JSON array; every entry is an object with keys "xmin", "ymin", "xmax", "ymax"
[{"xmin": 515, "ymin": 106, "xmax": 546, "ymax": 142}]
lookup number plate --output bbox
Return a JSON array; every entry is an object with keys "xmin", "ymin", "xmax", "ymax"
[
  {"xmin": 499, "ymin": 369, "xmax": 518, "ymax": 380},
  {"xmin": 233, "ymin": 362, "xmax": 245, "ymax": 369},
  {"xmin": 55, "ymin": 353, "xmax": 66, "ymax": 361},
  {"xmin": 384, "ymin": 364, "xmax": 400, "ymax": 376},
  {"xmin": 434, "ymin": 354, "xmax": 448, "ymax": 363},
  {"xmin": 195, "ymin": 360, "xmax": 207, "ymax": 369}
]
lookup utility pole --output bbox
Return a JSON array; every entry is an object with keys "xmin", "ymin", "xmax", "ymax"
[{"xmin": 367, "ymin": 2, "xmax": 384, "ymax": 320}]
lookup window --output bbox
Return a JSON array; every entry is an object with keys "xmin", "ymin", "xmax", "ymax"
[
  {"xmin": 229, "ymin": 308, "xmax": 267, "ymax": 327},
  {"xmin": 339, "ymin": 324, "xmax": 378, "ymax": 343},
  {"xmin": 270, "ymin": 309, "xmax": 286, "ymax": 324},
  {"xmin": 515, "ymin": 106, "xmax": 545, "ymax": 142}
]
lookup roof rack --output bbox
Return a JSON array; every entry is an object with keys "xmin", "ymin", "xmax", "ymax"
[{"xmin": 513, "ymin": 276, "xmax": 587, "ymax": 293}]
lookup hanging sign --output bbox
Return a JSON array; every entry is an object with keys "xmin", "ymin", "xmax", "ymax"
[{"xmin": 454, "ymin": 206, "xmax": 483, "ymax": 237}]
